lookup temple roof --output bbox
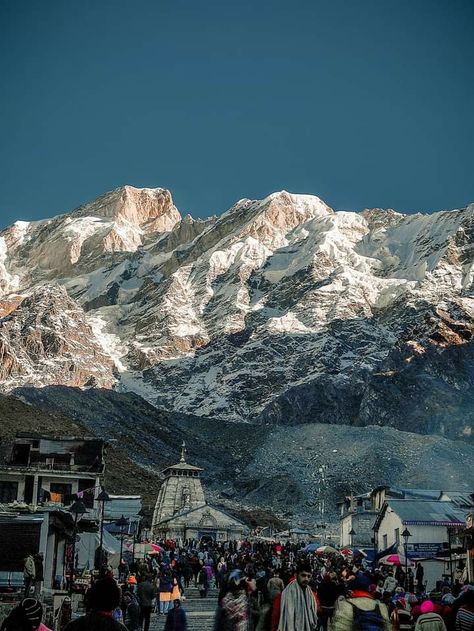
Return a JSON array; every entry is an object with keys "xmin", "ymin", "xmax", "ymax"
[
  {"xmin": 163, "ymin": 462, "xmax": 203, "ymax": 472},
  {"xmin": 161, "ymin": 442, "xmax": 203, "ymax": 474}
]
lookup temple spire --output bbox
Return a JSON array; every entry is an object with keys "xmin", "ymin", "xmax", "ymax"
[{"xmin": 180, "ymin": 441, "xmax": 187, "ymax": 463}]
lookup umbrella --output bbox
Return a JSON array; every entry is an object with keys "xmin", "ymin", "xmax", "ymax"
[
  {"xmin": 126, "ymin": 542, "xmax": 162, "ymax": 557},
  {"xmin": 379, "ymin": 554, "xmax": 415, "ymax": 567},
  {"xmin": 353, "ymin": 548, "xmax": 367, "ymax": 558},
  {"xmin": 303, "ymin": 543, "xmax": 321, "ymax": 553},
  {"xmin": 341, "ymin": 548, "xmax": 352, "ymax": 556},
  {"xmin": 316, "ymin": 545, "xmax": 340, "ymax": 555}
]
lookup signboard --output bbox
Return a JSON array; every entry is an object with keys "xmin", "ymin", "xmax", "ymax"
[{"xmin": 406, "ymin": 542, "xmax": 447, "ymax": 559}]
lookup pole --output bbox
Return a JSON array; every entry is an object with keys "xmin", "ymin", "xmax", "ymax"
[
  {"xmin": 99, "ymin": 500, "xmax": 104, "ymax": 571},
  {"xmin": 404, "ymin": 540, "xmax": 408, "ymax": 590},
  {"xmin": 69, "ymin": 514, "xmax": 78, "ymax": 597},
  {"xmin": 120, "ymin": 530, "xmax": 124, "ymax": 566},
  {"xmin": 448, "ymin": 528, "xmax": 454, "ymax": 585}
]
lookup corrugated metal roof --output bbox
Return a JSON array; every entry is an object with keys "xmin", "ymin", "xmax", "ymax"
[
  {"xmin": 104, "ymin": 496, "xmax": 142, "ymax": 520},
  {"xmin": 397, "ymin": 488, "xmax": 442, "ymax": 500},
  {"xmin": 442, "ymin": 492, "xmax": 474, "ymax": 508},
  {"xmin": 388, "ymin": 499, "xmax": 467, "ymax": 525}
]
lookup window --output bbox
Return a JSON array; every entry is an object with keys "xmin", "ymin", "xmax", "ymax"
[
  {"xmin": 383, "ymin": 534, "xmax": 388, "ymax": 549},
  {"xmin": 395, "ymin": 528, "xmax": 400, "ymax": 545},
  {"xmin": 0, "ymin": 481, "xmax": 18, "ymax": 503}
]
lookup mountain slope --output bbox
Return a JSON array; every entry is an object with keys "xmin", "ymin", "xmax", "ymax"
[
  {"xmin": 0, "ymin": 186, "xmax": 473, "ymax": 442},
  {"xmin": 11, "ymin": 387, "xmax": 474, "ymax": 522}
]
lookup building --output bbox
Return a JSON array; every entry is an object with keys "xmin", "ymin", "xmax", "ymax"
[
  {"xmin": 152, "ymin": 444, "xmax": 247, "ymax": 542},
  {"xmin": 0, "ymin": 433, "xmax": 105, "ymax": 510},
  {"xmin": 339, "ymin": 492, "xmax": 378, "ymax": 547},
  {"xmin": 373, "ymin": 497, "xmax": 469, "ymax": 590},
  {"xmin": 0, "ymin": 505, "xmax": 115, "ymax": 593},
  {"xmin": 339, "ymin": 486, "xmax": 474, "ymax": 549}
]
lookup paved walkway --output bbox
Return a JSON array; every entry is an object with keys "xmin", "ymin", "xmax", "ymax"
[{"xmin": 151, "ymin": 585, "xmax": 218, "ymax": 631}]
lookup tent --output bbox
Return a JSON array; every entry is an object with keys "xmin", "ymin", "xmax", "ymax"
[{"xmin": 76, "ymin": 529, "xmax": 121, "ymax": 570}]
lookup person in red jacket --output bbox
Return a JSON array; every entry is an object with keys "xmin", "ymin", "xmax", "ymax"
[{"xmin": 271, "ymin": 562, "xmax": 318, "ymax": 631}]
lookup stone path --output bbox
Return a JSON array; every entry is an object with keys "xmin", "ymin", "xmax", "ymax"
[{"xmin": 150, "ymin": 585, "xmax": 218, "ymax": 631}]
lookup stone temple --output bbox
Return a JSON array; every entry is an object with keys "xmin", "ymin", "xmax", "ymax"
[{"xmin": 152, "ymin": 443, "xmax": 247, "ymax": 542}]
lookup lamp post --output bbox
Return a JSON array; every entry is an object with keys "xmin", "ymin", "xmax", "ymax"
[
  {"xmin": 402, "ymin": 527, "xmax": 412, "ymax": 590},
  {"xmin": 349, "ymin": 528, "xmax": 356, "ymax": 548},
  {"xmin": 372, "ymin": 524, "xmax": 378, "ymax": 572},
  {"xmin": 115, "ymin": 515, "xmax": 129, "ymax": 581},
  {"xmin": 447, "ymin": 527, "xmax": 454, "ymax": 585},
  {"xmin": 96, "ymin": 487, "xmax": 110, "ymax": 573},
  {"xmin": 68, "ymin": 500, "xmax": 87, "ymax": 597}
]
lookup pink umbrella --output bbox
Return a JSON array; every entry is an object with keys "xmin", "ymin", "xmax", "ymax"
[
  {"xmin": 150, "ymin": 543, "xmax": 162, "ymax": 552},
  {"xmin": 379, "ymin": 553, "xmax": 415, "ymax": 567}
]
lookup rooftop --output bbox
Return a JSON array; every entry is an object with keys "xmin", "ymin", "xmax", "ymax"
[{"xmin": 379, "ymin": 499, "xmax": 468, "ymax": 527}]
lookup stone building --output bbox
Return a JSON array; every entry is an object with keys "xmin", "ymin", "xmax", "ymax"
[{"xmin": 152, "ymin": 444, "xmax": 247, "ymax": 542}]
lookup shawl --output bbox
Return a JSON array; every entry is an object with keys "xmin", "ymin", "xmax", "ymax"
[
  {"xmin": 221, "ymin": 591, "xmax": 249, "ymax": 631},
  {"xmin": 278, "ymin": 581, "xmax": 318, "ymax": 631}
]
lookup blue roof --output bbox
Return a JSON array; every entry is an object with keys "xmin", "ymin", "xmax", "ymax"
[{"xmin": 387, "ymin": 499, "xmax": 467, "ymax": 526}]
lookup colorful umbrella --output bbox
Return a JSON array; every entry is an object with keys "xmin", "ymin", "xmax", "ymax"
[
  {"xmin": 379, "ymin": 553, "xmax": 415, "ymax": 567},
  {"xmin": 303, "ymin": 543, "xmax": 322, "ymax": 553},
  {"xmin": 316, "ymin": 545, "xmax": 340, "ymax": 555}
]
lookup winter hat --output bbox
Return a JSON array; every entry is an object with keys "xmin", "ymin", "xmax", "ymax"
[
  {"xmin": 87, "ymin": 577, "xmax": 121, "ymax": 612},
  {"xmin": 21, "ymin": 598, "xmax": 43, "ymax": 630},
  {"xmin": 420, "ymin": 600, "xmax": 435, "ymax": 614},
  {"xmin": 351, "ymin": 573, "xmax": 372, "ymax": 592}
]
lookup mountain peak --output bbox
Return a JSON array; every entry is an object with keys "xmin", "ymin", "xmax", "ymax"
[{"xmin": 72, "ymin": 185, "xmax": 181, "ymax": 233}]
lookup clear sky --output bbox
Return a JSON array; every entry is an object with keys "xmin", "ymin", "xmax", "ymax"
[{"xmin": 1, "ymin": 0, "xmax": 473, "ymax": 229}]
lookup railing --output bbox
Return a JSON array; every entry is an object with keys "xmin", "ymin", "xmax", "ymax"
[{"xmin": 0, "ymin": 462, "xmax": 104, "ymax": 474}]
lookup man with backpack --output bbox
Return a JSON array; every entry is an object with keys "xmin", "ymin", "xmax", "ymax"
[
  {"xmin": 391, "ymin": 598, "xmax": 413, "ymax": 631},
  {"xmin": 329, "ymin": 573, "xmax": 390, "ymax": 631}
]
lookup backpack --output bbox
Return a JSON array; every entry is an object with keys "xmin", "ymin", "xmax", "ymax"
[
  {"xmin": 396, "ymin": 609, "xmax": 414, "ymax": 631},
  {"xmin": 351, "ymin": 602, "xmax": 386, "ymax": 631}
]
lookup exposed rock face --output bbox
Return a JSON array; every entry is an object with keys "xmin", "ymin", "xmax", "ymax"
[
  {"xmin": 0, "ymin": 285, "xmax": 115, "ymax": 389},
  {"xmin": 0, "ymin": 186, "xmax": 474, "ymax": 444},
  {"xmin": 0, "ymin": 186, "xmax": 181, "ymax": 289}
]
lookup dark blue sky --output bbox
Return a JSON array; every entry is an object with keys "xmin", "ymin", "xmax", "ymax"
[{"xmin": 1, "ymin": 0, "xmax": 473, "ymax": 229}]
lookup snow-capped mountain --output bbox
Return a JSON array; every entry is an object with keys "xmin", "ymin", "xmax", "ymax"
[{"xmin": 1, "ymin": 185, "xmax": 474, "ymax": 441}]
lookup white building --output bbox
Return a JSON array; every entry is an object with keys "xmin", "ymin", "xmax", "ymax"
[{"xmin": 374, "ymin": 498, "xmax": 468, "ymax": 590}]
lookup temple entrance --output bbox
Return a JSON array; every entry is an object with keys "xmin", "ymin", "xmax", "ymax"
[{"xmin": 198, "ymin": 531, "xmax": 216, "ymax": 543}]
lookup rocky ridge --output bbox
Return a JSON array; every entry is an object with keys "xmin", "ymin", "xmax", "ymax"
[{"xmin": 0, "ymin": 186, "xmax": 474, "ymax": 443}]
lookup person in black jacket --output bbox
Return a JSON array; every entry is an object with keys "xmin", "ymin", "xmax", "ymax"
[
  {"xmin": 164, "ymin": 600, "xmax": 187, "ymax": 631},
  {"xmin": 137, "ymin": 575, "xmax": 155, "ymax": 631}
]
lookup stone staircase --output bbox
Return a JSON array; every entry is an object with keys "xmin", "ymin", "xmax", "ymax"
[{"xmin": 151, "ymin": 585, "xmax": 218, "ymax": 631}]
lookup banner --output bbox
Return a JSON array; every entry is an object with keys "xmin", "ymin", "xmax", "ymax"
[{"xmin": 406, "ymin": 542, "xmax": 447, "ymax": 559}]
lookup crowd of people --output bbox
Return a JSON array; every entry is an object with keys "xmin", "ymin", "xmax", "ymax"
[{"xmin": 1, "ymin": 539, "xmax": 473, "ymax": 631}]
